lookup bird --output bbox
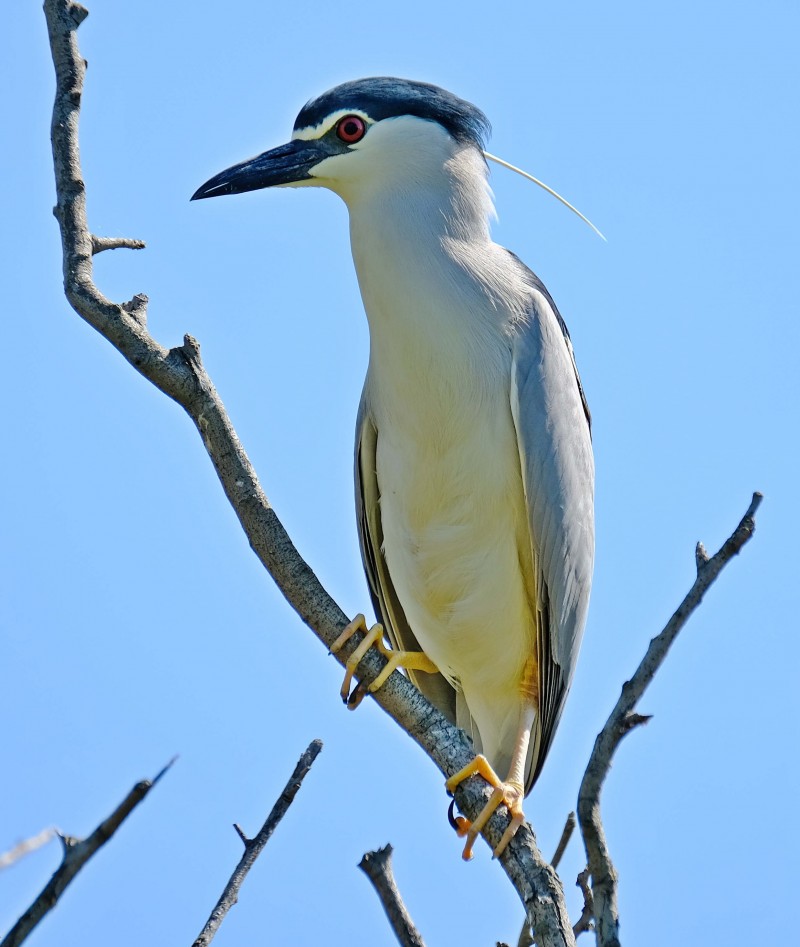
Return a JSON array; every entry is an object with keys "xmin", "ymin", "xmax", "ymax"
[{"xmin": 192, "ymin": 77, "xmax": 595, "ymax": 860}]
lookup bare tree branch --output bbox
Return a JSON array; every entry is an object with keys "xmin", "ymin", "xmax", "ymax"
[
  {"xmin": 1, "ymin": 760, "xmax": 174, "ymax": 947},
  {"xmin": 0, "ymin": 830, "xmax": 57, "ymax": 872},
  {"xmin": 358, "ymin": 844, "xmax": 427, "ymax": 947},
  {"xmin": 42, "ymin": 3, "xmax": 578, "ymax": 942},
  {"xmin": 191, "ymin": 740, "xmax": 323, "ymax": 947},
  {"xmin": 577, "ymin": 492, "xmax": 762, "ymax": 947}
]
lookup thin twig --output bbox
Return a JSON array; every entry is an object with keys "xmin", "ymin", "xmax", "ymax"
[
  {"xmin": 42, "ymin": 4, "xmax": 578, "ymax": 942},
  {"xmin": 572, "ymin": 869, "xmax": 594, "ymax": 938},
  {"xmin": 1, "ymin": 760, "xmax": 174, "ymax": 947},
  {"xmin": 577, "ymin": 492, "xmax": 762, "ymax": 947},
  {"xmin": 550, "ymin": 813, "xmax": 576, "ymax": 871},
  {"xmin": 359, "ymin": 844, "xmax": 427, "ymax": 947},
  {"xmin": 91, "ymin": 235, "xmax": 146, "ymax": 254},
  {"xmin": 0, "ymin": 830, "xmax": 57, "ymax": 871},
  {"xmin": 191, "ymin": 740, "xmax": 323, "ymax": 947}
]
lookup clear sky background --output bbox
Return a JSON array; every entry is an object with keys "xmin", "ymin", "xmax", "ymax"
[{"xmin": 4, "ymin": 2, "xmax": 798, "ymax": 945}]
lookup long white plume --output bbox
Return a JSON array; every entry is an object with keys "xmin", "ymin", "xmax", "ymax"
[{"xmin": 483, "ymin": 151, "xmax": 606, "ymax": 241}]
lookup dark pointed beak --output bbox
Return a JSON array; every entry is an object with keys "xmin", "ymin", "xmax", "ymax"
[{"xmin": 191, "ymin": 139, "xmax": 327, "ymax": 200}]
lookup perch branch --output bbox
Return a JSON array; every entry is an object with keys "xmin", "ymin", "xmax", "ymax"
[
  {"xmin": 191, "ymin": 740, "xmax": 323, "ymax": 947},
  {"xmin": 42, "ymin": 2, "xmax": 578, "ymax": 942},
  {"xmin": 516, "ymin": 814, "xmax": 578, "ymax": 947},
  {"xmin": 359, "ymin": 844, "xmax": 427, "ymax": 947},
  {"xmin": 1, "ymin": 760, "xmax": 174, "ymax": 947},
  {"xmin": 577, "ymin": 492, "xmax": 762, "ymax": 947}
]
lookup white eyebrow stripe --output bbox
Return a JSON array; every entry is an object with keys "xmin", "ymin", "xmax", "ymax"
[{"xmin": 292, "ymin": 109, "xmax": 374, "ymax": 141}]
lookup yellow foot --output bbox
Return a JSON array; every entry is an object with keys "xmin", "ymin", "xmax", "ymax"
[
  {"xmin": 445, "ymin": 755, "xmax": 526, "ymax": 860},
  {"xmin": 330, "ymin": 613, "xmax": 438, "ymax": 709}
]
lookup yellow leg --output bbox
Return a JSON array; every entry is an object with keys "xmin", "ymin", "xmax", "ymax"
[
  {"xmin": 446, "ymin": 658, "xmax": 537, "ymax": 860},
  {"xmin": 330, "ymin": 614, "xmax": 438, "ymax": 708}
]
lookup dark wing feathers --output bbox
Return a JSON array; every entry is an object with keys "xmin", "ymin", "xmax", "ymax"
[{"xmin": 354, "ymin": 400, "xmax": 458, "ymax": 725}]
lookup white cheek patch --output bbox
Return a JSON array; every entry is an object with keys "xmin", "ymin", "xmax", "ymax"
[
  {"xmin": 306, "ymin": 152, "xmax": 353, "ymax": 180},
  {"xmin": 292, "ymin": 109, "xmax": 374, "ymax": 142}
]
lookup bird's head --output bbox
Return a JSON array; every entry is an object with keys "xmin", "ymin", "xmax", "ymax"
[{"xmin": 191, "ymin": 77, "xmax": 491, "ymax": 206}]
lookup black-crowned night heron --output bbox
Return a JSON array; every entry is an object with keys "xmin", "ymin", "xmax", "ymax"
[{"xmin": 192, "ymin": 77, "xmax": 595, "ymax": 859}]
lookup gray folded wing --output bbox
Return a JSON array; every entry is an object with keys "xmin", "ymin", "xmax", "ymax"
[{"xmin": 508, "ymin": 258, "xmax": 595, "ymax": 788}]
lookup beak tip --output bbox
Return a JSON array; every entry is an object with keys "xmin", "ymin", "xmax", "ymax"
[
  {"xmin": 190, "ymin": 182, "xmax": 222, "ymax": 202},
  {"xmin": 191, "ymin": 140, "xmax": 319, "ymax": 203}
]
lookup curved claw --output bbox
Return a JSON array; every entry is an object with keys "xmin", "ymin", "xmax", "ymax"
[
  {"xmin": 346, "ymin": 680, "xmax": 369, "ymax": 709},
  {"xmin": 330, "ymin": 614, "xmax": 438, "ymax": 707},
  {"xmin": 445, "ymin": 755, "xmax": 526, "ymax": 860},
  {"xmin": 330, "ymin": 614, "xmax": 384, "ymax": 704},
  {"xmin": 447, "ymin": 798, "xmax": 471, "ymax": 837}
]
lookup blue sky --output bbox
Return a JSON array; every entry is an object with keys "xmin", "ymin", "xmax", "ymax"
[{"xmin": 4, "ymin": 1, "xmax": 798, "ymax": 944}]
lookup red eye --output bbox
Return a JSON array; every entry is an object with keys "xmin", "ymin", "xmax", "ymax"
[{"xmin": 336, "ymin": 115, "xmax": 367, "ymax": 144}]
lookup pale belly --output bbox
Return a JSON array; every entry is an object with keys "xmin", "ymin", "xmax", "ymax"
[{"xmin": 375, "ymin": 400, "xmax": 536, "ymax": 707}]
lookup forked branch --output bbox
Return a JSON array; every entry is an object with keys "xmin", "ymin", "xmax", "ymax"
[
  {"xmin": 577, "ymin": 492, "xmax": 762, "ymax": 947},
  {"xmin": 1, "ymin": 760, "xmax": 174, "ymax": 947},
  {"xmin": 192, "ymin": 741, "xmax": 323, "ymax": 946}
]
